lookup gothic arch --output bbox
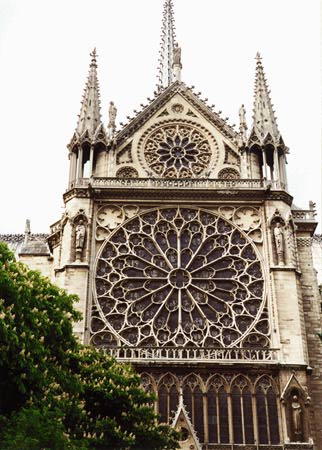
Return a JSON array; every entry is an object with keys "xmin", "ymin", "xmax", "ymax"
[
  {"xmin": 206, "ymin": 374, "xmax": 228, "ymax": 391},
  {"xmin": 182, "ymin": 373, "xmax": 205, "ymax": 443},
  {"xmin": 140, "ymin": 372, "xmax": 157, "ymax": 394},
  {"xmin": 255, "ymin": 375, "xmax": 281, "ymax": 445},
  {"xmin": 157, "ymin": 373, "xmax": 180, "ymax": 424}
]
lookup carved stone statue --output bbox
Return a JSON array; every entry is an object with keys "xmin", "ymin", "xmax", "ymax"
[
  {"xmin": 239, "ymin": 104, "xmax": 246, "ymax": 127},
  {"xmin": 173, "ymin": 43, "xmax": 182, "ymax": 67},
  {"xmin": 75, "ymin": 220, "xmax": 86, "ymax": 252},
  {"xmin": 291, "ymin": 395, "xmax": 302, "ymax": 440},
  {"xmin": 108, "ymin": 101, "xmax": 117, "ymax": 129},
  {"xmin": 238, "ymin": 104, "xmax": 247, "ymax": 143},
  {"xmin": 274, "ymin": 222, "xmax": 285, "ymax": 265}
]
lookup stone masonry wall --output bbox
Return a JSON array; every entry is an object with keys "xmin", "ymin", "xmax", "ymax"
[{"xmin": 297, "ymin": 236, "xmax": 322, "ymax": 449}]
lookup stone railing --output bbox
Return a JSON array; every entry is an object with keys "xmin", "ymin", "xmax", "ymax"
[
  {"xmin": 89, "ymin": 177, "xmax": 265, "ymax": 190},
  {"xmin": 292, "ymin": 209, "xmax": 316, "ymax": 221},
  {"xmin": 69, "ymin": 178, "xmax": 90, "ymax": 189},
  {"xmin": 50, "ymin": 219, "xmax": 62, "ymax": 234},
  {"xmin": 103, "ymin": 346, "xmax": 279, "ymax": 363},
  {"xmin": 205, "ymin": 445, "xmax": 312, "ymax": 450},
  {"xmin": 66, "ymin": 177, "xmax": 292, "ymax": 192}
]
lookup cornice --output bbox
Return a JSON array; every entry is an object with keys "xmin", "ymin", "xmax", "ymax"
[{"xmin": 63, "ymin": 180, "xmax": 293, "ymax": 206}]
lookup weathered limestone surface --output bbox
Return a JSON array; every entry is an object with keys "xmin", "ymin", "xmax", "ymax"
[{"xmin": 297, "ymin": 235, "xmax": 322, "ymax": 448}]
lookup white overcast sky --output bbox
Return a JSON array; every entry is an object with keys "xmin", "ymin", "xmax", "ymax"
[{"xmin": 0, "ymin": 0, "xmax": 321, "ymax": 234}]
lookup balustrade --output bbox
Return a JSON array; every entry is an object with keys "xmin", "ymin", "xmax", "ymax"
[{"xmin": 103, "ymin": 346, "xmax": 278, "ymax": 363}]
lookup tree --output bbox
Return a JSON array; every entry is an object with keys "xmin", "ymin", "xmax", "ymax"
[{"xmin": 0, "ymin": 243, "xmax": 179, "ymax": 450}]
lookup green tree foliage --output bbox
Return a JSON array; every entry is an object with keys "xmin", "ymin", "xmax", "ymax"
[{"xmin": 0, "ymin": 243, "xmax": 179, "ymax": 450}]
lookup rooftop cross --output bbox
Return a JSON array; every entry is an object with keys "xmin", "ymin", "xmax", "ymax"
[{"xmin": 157, "ymin": 0, "xmax": 178, "ymax": 90}]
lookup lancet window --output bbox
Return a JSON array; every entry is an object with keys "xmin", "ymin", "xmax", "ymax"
[
  {"xmin": 157, "ymin": 374, "xmax": 179, "ymax": 423},
  {"xmin": 150, "ymin": 373, "xmax": 280, "ymax": 445}
]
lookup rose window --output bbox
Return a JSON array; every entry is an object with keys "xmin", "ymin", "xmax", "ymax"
[
  {"xmin": 143, "ymin": 124, "xmax": 212, "ymax": 178},
  {"xmin": 93, "ymin": 208, "xmax": 269, "ymax": 348}
]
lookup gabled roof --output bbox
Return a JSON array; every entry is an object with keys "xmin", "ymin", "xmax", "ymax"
[
  {"xmin": 172, "ymin": 398, "xmax": 202, "ymax": 450},
  {"xmin": 115, "ymin": 81, "xmax": 238, "ymax": 147}
]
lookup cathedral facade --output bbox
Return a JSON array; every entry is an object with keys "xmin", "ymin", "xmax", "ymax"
[{"xmin": 2, "ymin": 1, "xmax": 322, "ymax": 449}]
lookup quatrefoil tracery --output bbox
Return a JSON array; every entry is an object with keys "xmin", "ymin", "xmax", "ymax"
[{"xmin": 93, "ymin": 208, "xmax": 269, "ymax": 348}]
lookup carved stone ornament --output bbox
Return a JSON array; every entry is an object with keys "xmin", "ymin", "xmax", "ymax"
[
  {"xmin": 218, "ymin": 206, "xmax": 262, "ymax": 243},
  {"xmin": 96, "ymin": 204, "xmax": 140, "ymax": 241},
  {"xmin": 142, "ymin": 122, "xmax": 215, "ymax": 178},
  {"xmin": 92, "ymin": 207, "xmax": 269, "ymax": 348},
  {"xmin": 116, "ymin": 166, "xmax": 138, "ymax": 179},
  {"xmin": 218, "ymin": 167, "xmax": 240, "ymax": 179},
  {"xmin": 172, "ymin": 103, "xmax": 184, "ymax": 114}
]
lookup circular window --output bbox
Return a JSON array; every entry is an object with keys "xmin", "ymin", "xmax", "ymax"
[
  {"xmin": 143, "ymin": 124, "xmax": 213, "ymax": 178},
  {"xmin": 93, "ymin": 207, "xmax": 267, "ymax": 348}
]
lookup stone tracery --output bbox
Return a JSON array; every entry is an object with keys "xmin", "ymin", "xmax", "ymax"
[
  {"xmin": 143, "ymin": 123, "xmax": 212, "ymax": 178},
  {"xmin": 93, "ymin": 207, "xmax": 269, "ymax": 348}
]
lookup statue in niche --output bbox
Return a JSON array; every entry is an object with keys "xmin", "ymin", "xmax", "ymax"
[
  {"xmin": 274, "ymin": 221, "xmax": 285, "ymax": 266},
  {"xmin": 173, "ymin": 43, "xmax": 182, "ymax": 67},
  {"xmin": 291, "ymin": 395, "xmax": 303, "ymax": 441},
  {"xmin": 75, "ymin": 220, "xmax": 86, "ymax": 260}
]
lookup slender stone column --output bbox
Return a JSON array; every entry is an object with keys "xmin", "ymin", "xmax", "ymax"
[
  {"xmin": 77, "ymin": 147, "xmax": 84, "ymax": 179},
  {"xmin": 273, "ymin": 147, "xmax": 280, "ymax": 186},
  {"xmin": 89, "ymin": 145, "xmax": 94, "ymax": 177},
  {"xmin": 262, "ymin": 149, "xmax": 268, "ymax": 180}
]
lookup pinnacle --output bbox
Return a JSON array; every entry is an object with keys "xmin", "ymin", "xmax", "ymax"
[
  {"xmin": 90, "ymin": 48, "xmax": 97, "ymax": 67},
  {"xmin": 248, "ymin": 52, "xmax": 281, "ymax": 146},
  {"xmin": 75, "ymin": 49, "xmax": 103, "ymax": 139}
]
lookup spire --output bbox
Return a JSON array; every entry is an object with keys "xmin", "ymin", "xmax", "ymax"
[
  {"xmin": 249, "ymin": 52, "xmax": 281, "ymax": 145},
  {"xmin": 76, "ymin": 48, "xmax": 102, "ymax": 138},
  {"xmin": 157, "ymin": 0, "xmax": 177, "ymax": 89}
]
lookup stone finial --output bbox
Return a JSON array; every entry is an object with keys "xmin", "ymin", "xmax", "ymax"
[
  {"xmin": 309, "ymin": 200, "xmax": 317, "ymax": 216},
  {"xmin": 90, "ymin": 47, "xmax": 97, "ymax": 67}
]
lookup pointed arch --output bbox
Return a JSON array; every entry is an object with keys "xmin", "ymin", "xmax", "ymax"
[
  {"xmin": 231, "ymin": 375, "xmax": 254, "ymax": 444},
  {"xmin": 140, "ymin": 372, "xmax": 157, "ymax": 394},
  {"xmin": 255, "ymin": 375, "xmax": 280, "ymax": 445},
  {"xmin": 157, "ymin": 372, "xmax": 179, "ymax": 424},
  {"xmin": 182, "ymin": 373, "xmax": 205, "ymax": 442}
]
